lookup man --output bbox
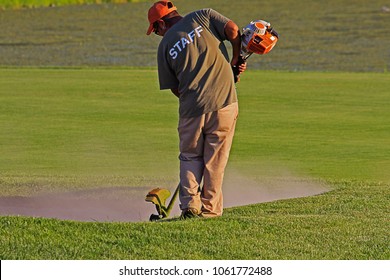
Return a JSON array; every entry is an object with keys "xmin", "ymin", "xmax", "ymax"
[{"xmin": 146, "ymin": 1, "xmax": 246, "ymax": 219}]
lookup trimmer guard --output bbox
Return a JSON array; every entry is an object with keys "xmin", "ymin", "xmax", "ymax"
[
  {"xmin": 145, "ymin": 188, "xmax": 171, "ymax": 219},
  {"xmin": 145, "ymin": 188, "xmax": 171, "ymax": 207},
  {"xmin": 145, "ymin": 185, "xmax": 180, "ymax": 221}
]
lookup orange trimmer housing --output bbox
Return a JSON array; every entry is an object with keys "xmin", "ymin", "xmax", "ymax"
[
  {"xmin": 241, "ymin": 20, "xmax": 278, "ymax": 58},
  {"xmin": 233, "ymin": 20, "xmax": 278, "ymax": 83},
  {"xmin": 246, "ymin": 24, "xmax": 278, "ymax": 55}
]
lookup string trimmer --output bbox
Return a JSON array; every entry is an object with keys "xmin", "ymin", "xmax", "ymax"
[{"xmin": 145, "ymin": 20, "xmax": 278, "ymax": 222}]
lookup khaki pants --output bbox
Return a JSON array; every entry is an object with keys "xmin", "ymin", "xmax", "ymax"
[{"xmin": 178, "ymin": 102, "xmax": 238, "ymax": 217}]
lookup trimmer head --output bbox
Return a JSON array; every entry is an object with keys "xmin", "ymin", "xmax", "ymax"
[{"xmin": 145, "ymin": 185, "xmax": 179, "ymax": 221}]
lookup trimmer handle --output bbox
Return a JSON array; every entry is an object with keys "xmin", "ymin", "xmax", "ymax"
[{"xmin": 232, "ymin": 55, "xmax": 246, "ymax": 83}]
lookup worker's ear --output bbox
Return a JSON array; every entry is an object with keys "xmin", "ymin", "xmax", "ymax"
[{"xmin": 157, "ymin": 19, "xmax": 166, "ymax": 31}]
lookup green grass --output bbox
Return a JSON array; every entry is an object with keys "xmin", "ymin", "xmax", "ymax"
[
  {"xmin": 234, "ymin": 71, "xmax": 390, "ymax": 182},
  {"xmin": 0, "ymin": 68, "xmax": 389, "ymax": 259},
  {"xmin": 1, "ymin": 181, "xmax": 389, "ymax": 259},
  {"xmin": 1, "ymin": 69, "xmax": 389, "ymax": 184},
  {"xmin": 0, "ymin": 68, "xmax": 180, "ymax": 194}
]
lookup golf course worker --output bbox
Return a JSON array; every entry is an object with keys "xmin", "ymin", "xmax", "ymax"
[{"xmin": 146, "ymin": 1, "xmax": 246, "ymax": 219}]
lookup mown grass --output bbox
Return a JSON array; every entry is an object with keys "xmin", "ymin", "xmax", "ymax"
[
  {"xmin": 234, "ymin": 71, "xmax": 390, "ymax": 182},
  {"xmin": 0, "ymin": 68, "xmax": 389, "ymax": 259},
  {"xmin": 1, "ymin": 69, "xmax": 389, "ymax": 195},
  {"xmin": 0, "ymin": 68, "xmax": 179, "ymax": 195}
]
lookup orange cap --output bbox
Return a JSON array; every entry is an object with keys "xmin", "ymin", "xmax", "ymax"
[{"xmin": 146, "ymin": 1, "xmax": 177, "ymax": 35}]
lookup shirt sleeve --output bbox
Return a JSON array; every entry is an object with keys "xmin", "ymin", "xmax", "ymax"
[
  {"xmin": 157, "ymin": 43, "xmax": 179, "ymax": 90},
  {"xmin": 205, "ymin": 8, "xmax": 231, "ymax": 42}
]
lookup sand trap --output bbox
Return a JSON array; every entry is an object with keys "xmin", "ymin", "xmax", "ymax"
[{"xmin": 0, "ymin": 174, "xmax": 329, "ymax": 222}]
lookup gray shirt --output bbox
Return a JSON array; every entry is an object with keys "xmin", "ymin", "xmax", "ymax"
[{"xmin": 157, "ymin": 9, "xmax": 237, "ymax": 118}]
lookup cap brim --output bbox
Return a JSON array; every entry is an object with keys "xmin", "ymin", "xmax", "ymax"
[{"xmin": 146, "ymin": 23, "xmax": 154, "ymax": 35}]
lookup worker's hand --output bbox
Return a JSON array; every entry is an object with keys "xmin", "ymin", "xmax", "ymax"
[
  {"xmin": 234, "ymin": 59, "xmax": 247, "ymax": 75},
  {"xmin": 231, "ymin": 56, "xmax": 247, "ymax": 83}
]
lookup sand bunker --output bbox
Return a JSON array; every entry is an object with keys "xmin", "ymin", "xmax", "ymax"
[{"xmin": 0, "ymin": 174, "xmax": 328, "ymax": 222}]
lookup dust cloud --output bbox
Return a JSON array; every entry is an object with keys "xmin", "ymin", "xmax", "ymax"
[
  {"xmin": 223, "ymin": 171, "xmax": 329, "ymax": 208},
  {"xmin": 0, "ymin": 172, "xmax": 328, "ymax": 222}
]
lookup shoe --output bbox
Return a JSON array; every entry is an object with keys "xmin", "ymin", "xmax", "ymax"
[{"xmin": 180, "ymin": 208, "xmax": 201, "ymax": 220}]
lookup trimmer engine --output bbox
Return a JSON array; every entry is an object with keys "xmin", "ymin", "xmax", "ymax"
[
  {"xmin": 241, "ymin": 20, "xmax": 278, "ymax": 59},
  {"xmin": 233, "ymin": 19, "xmax": 279, "ymax": 82}
]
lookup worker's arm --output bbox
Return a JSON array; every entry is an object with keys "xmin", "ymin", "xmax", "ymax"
[
  {"xmin": 225, "ymin": 21, "xmax": 241, "ymax": 66},
  {"xmin": 225, "ymin": 20, "xmax": 247, "ymax": 80}
]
